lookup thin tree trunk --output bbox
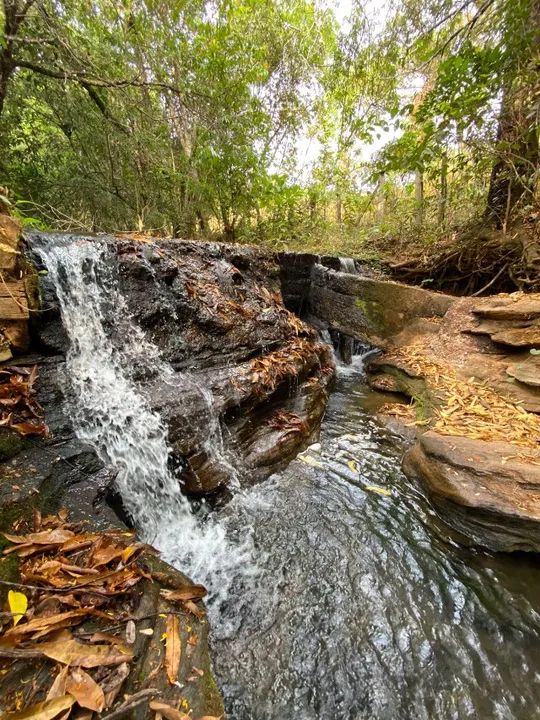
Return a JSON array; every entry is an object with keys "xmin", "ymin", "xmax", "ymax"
[
  {"xmin": 414, "ymin": 170, "xmax": 424, "ymax": 229},
  {"xmin": 336, "ymin": 195, "xmax": 342, "ymax": 224},
  {"xmin": 438, "ymin": 151, "xmax": 448, "ymax": 228},
  {"xmin": 484, "ymin": 84, "xmax": 539, "ymax": 228}
]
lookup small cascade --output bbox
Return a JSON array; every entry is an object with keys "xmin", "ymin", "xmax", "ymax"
[
  {"xmin": 338, "ymin": 256, "xmax": 357, "ymax": 274},
  {"xmin": 35, "ymin": 235, "xmax": 252, "ymax": 599}
]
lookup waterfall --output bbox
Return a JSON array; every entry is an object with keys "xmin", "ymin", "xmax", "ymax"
[
  {"xmin": 36, "ymin": 235, "xmax": 252, "ymax": 599},
  {"xmin": 338, "ymin": 256, "xmax": 356, "ymax": 274}
]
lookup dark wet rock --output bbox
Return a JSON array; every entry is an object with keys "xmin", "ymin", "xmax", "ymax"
[
  {"xmin": 279, "ymin": 254, "xmax": 452, "ymax": 347},
  {"xmin": 0, "ymin": 357, "xmax": 120, "ymax": 533},
  {"xmin": 403, "ymin": 432, "xmax": 540, "ymax": 553},
  {"xmin": 113, "ymin": 239, "xmax": 335, "ymax": 493}
]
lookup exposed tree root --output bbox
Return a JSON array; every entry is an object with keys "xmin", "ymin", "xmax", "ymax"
[{"xmin": 380, "ymin": 218, "xmax": 540, "ymax": 296}]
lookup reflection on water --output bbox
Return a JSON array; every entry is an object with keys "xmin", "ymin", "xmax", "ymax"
[{"xmin": 210, "ymin": 361, "xmax": 540, "ymax": 720}]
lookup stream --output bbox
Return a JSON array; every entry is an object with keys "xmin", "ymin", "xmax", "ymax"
[
  {"xmin": 208, "ymin": 362, "xmax": 540, "ymax": 720},
  {"xmin": 36, "ymin": 236, "xmax": 540, "ymax": 720}
]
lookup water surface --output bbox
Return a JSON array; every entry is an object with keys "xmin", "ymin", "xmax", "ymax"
[{"xmin": 210, "ymin": 362, "xmax": 540, "ymax": 720}]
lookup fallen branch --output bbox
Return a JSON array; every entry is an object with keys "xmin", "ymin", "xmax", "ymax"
[{"xmin": 100, "ymin": 689, "xmax": 160, "ymax": 720}]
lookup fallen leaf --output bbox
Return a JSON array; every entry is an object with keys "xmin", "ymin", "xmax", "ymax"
[
  {"xmin": 4, "ymin": 609, "xmax": 91, "ymax": 641},
  {"xmin": 38, "ymin": 637, "xmax": 133, "ymax": 667},
  {"xmin": 347, "ymin": 459, "xmax": 360, "ymax": 474},
  {"xmin": 183, "ymin": 600, "xmax": 204, "ymax": 619},
  {"xmin": 46, "ymin": 666, "xmax": 69, "ymax": 701},
  {"xmin": 148, "ymin": 702, "xmax": 190, "ymax": 720},
  {"xmin": 4, "ymin": 528, "xmax": 75, "ymax": 546},
  {"xmin": 8, "ymin": 590, "xmax": 27, "ymax": 626},
  {"xmin": 364, "ymin": 486, "xmax": 392, "ymax": 497},
  {"xmin": 101, "ymin": 662, "xmax": 130, "ymax": 708},
  {"xmin": 66, "ymin": 669, "xmax": 105, "ymax": 712},
  {"xmin": 160, "ymin": 585, "xmax": 207, "ymax": 603},
  {"xmin": 165, "ymin": 614, "xmax": 180, "ymax": 684},
  {"xmin": 1, "ymin": 695, "xmax": 75, "ymax": 720}
]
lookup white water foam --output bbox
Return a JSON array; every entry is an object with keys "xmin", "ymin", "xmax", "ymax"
[{"xmin": 37, "ymin": 236, "xmax": 254, "ymax": 601}]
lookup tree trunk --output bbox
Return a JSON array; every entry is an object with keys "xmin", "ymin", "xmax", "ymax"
[
  {"xmin": 484, "ymin": 0, "xmax": 540, "ymax": 228},
  {"xmin": 0, "ymin": 1, "xmax": 37, "ymax": 117},
  {"xmin": 336, "ymin": 195, "xmax": 342, "ymax": 224},
  {"xmin": 438, "ymin": 151, "xmax": 448, "ymax": 228},
  {"xmin": 414, "ymin": 170, "xmax": 424, "ymax": 229},
  {"xmin": 484, "ymin": 84, "xmax": 539, "ymax": 228}
]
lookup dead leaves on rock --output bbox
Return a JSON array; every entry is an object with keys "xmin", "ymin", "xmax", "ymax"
[
  {"xmin": 0, "ymin": 510, "xmax": 210, "ymax": 720},
  {"xmin": 267, "ymin": 411, "xmax": 308, "ymax": 437},
  {"xmin": 386, "ymin": 344, "xmax": 540, "ymax": 457},
  {"xmin": 0, "ymin": 365, "xmax": 48, "ymax": 437},
  {"xmin": 249, "ymin": 338, "xmax": 323, "ymax": 396}
]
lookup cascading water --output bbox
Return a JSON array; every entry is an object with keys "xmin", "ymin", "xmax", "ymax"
[
  {"xmin": 338, "ymin": 256, "xmax": 357, "ymax": 274},
  {"xmin": 35, "ymin": 236, "xmax": 252, "ymax": 598}
]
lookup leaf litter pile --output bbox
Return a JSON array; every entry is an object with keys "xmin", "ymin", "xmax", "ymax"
[
  {"xmin": 0, "ymin": 366, "xmax": 48, "ymax": 437},
  {"xmin": 380, "ymin": 343, "xmax": 540, "ymax": 457},
  {"xmin": 0, "ymin": 511, "xmax": 220, "ymax": 720}
]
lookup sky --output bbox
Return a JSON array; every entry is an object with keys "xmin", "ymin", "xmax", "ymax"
[{"xmin": 292, "ymin": 0, "xmax": 399, "ymax": 184}]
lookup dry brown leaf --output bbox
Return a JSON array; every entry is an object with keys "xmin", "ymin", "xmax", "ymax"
[
  {"xmin": 66, "ymin": 669, "xmax": 105, "ymax": 712},
  {"xmin": 165, "ymin": 614, "xmax": 180, "ymax": 684},
  {"xmin": 2, "ymin": 695, "xmax": 75, "ymax": 720},
  {"xmin": 38, "ymin": 637, "xmax": 134, "ymax": 668},
  {"xmin": 160, "ymin": 585, "xmax": 207, "ymax": 603},
  {"xmin": 88, "ymin": 632, "xmax": 132, "ymax": 655},
  {"xmin": 101, "ymin": 662, "xmax": 130, "ymax": 709},
  {"xmin": 183, "ymin": 600, "xmax": 205, "ymax": 619},
  {"xmin": 4, "ymin": 609, "xmax": 92, "ymax": 641},
  {"xmin": 46, "ymin": 666, "xmax": 69, "ymax": 700},
  {"xmin": 3, "ymin": 528, "xmax": 74, "ymax": 546},
  {"xmin": 148, "ymin": 702, "xmax": 190, "ymax": 720}
]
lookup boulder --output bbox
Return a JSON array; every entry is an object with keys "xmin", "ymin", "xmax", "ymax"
[
  {"xmin": 281, "ymin": 260, "xmax": 452, "ymax": 347},
  {"xmin": 403, "ymin": 431, "xmax": 540, "ymax": 552}
]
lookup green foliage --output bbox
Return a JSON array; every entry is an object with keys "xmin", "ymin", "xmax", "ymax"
[{"xmin": 0, "ymin": 0, "xmax": 537, "ymax": 252}]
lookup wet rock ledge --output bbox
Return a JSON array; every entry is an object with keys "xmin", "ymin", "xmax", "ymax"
[{"xmin": 279, "ymin": 252, "xmax": 540, "ymax": 554}]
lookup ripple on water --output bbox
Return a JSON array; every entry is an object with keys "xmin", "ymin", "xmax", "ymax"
[{"xmin": 209, "ymin": 363, "xmax": 540, "ymax": 720}]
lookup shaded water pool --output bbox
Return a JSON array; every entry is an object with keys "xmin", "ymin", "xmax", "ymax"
[{"xmin": 210, "ymin": 361, "xmax": 540, "ymax": 720}]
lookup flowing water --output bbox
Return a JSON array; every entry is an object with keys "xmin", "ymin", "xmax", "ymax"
[
  {"xmin": 209, "ymin": 364, "xmax": 540, "ymax": 719},
  {"xmin": 36, "ymin": 235, "xmax": 540, "ymax": 720},
  {"xmin": 35, "ymin": 236, "xmax": 251, "ymax": 600}
]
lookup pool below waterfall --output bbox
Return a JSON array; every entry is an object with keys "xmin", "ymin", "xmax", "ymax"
[{"xmin": 208, "ymin": 359, "xmax": 540, "ymax": 720}]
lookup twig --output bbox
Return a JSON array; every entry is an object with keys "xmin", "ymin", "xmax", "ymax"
[
  {"xmin": 471, "ymin": 262, "xmax": 510, "ymax": 296},
  {"xmin": 75, "ymin": 610, "xmax": 197, "ymax": 637},
  {"xmin": 0, "ymin": 647, "xmax": 43, "ymax": 659},
  {"xmin": 99, "ymin": 689, "xmax": 160, "ymax": 720}
]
